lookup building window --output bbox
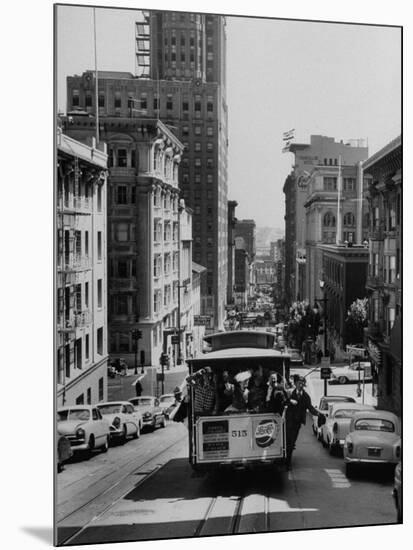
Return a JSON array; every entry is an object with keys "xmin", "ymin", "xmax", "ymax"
[
  {"xmin": 97, "ymin": 231, "xmax": 102, "ymax": 260},
  {"xmin": 195, "ymin": 158, "xmax": 201, "ymax": 167},
  {"xmin": 389, "ymin": 255, "xmax": 396, "ymax": 283},
  {"xmin": 98, "ymin": 92, "xmax": 105, "ymax": 107},
  {"xmin": 194, "ymin": 142, "xmax": 201, "ymax": 152},
  {"xmin": 207, "ymin": 126, "xmax": 213, "ymax": 136},
  {"xmin": 343, "ymin": 212, "xmax": 355, "ymax": 226},
  {"xmin": 98, "ymin": 377, "xmax": 104, "ymax": 401},
  {"xmin": 72, "ymin": 89, "xmax": 80, "ymax": 107},
  {"xmin": 166, "ymin": 94, "xmax": 173, "ymax": 110},
  {"xmin": 85, "ymin": 91, "xmax": 92, "ymax": 107},
  {"xmin": 372, "ymin": 253, "xmax": 379, "ymax": 277},
  {"xmin": 343, "ymin": 231, "xmax": 354, "ymax": 243},
  {"xmin": 207, "ymin": 174, "xmax": 213, "ymax": 184},
  {"xmin": 195, "ymin": 174, "xmax": 201, "ymax": 184},
  {"xmin": 140, "ymin": 93, "xmax": 147, "ymax": 109},
  {"xmin": 118, "ymin": 260, "xmax": 128, "ymax": 278},
  {"xmin": 114, "ymin": 91, "xmax": 121, "ymax": 109},
  {"xmin": 207, "ymin": 158, "xmax": 213, "ymax": 169},
  {"xmin": 117, "ymin": 185, "xmax": 127, "ymax": 204},
  {"xmin": 194, "ymin": 126, "xmax": 201, "ymax": 136},
  {"xmin": 154, "ymin": 291, "xmax": 161, "ymax": 313},
  {"xmin": 97, "ymin": 186, "xmax": 102, "ymax": 211},
  {"xmin": 85, "ymin": 334, "xmax": 89, "ymax": 360},
  {"xmin": 207, "ymin": 95, "xmax": 213, "ymax": 112},
  {"xmin": 154, "ymin": 221, "xmax": 162, "ymax": 242},
  {"xmin": 323, "ymin": 177, "xmax": 337, "ymax": 191},
  {"xmin": 97, "ymin": 279, "xmax": 102, "ymax": 308},
  {"xmin": 117, "ymin": 223, "xmax": 129, "ymax": 242},
  {"xmin": 117, "ymin": 295, "xmax": 128, "ymax": 314},
  {"xmin": 388, "ymin": 307, "xmax": 396, "ymax": 332},
  {"xmin": 323, "ymin": 212, "xmax": 336, "ymax": 227},
  {"xmin": 97, "ymin": 327, "xmax": 103, "ymax": 355},
  {"xmin": 118, "ymin": 149, "xmax": 127, "ymax": 167},
  {"xmin": 154, "ymin": 255, "xmax": 161, "ymax": 278},
  {"xmin": 207, "ymin": 142, "xmax": 213, "ymax": 152},
  {"xmin": 85, "ymin": 282, "xmax": 89, "ymax": 308},
  {"xmin": 344, "ymin": 177, "xmax": 356, "ymax": 191},
  {"xmin": 76, "ymin": 394, "xmax": 84, "ymax": 405},
  {"xmin": 182, "ymin": 125, "xmax": 189, "ymax": 136}
]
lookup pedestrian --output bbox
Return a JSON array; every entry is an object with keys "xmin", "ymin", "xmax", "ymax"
[
  {"xmin": 135, "ymin": 379, "xmax": 143, "ymax": 397},
  {"xmin": 285, "ymin": 375, "xmax": 324, "ymax": 470},
  {"xmin": 266, "ymin": 373, "xmax": 288, "ymax": 415}
]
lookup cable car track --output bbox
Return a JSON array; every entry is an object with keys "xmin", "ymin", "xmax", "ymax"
[{"xmin": 57, "ymin": 434, "xmax": 187, "ymax": 545}]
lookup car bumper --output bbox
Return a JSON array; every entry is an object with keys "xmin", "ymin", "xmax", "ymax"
[
  {"xmin": 66, "ymin": 437, "xmax": 88, "ymax": 451},
  {"xmin": 142, "ymin": 418, "xmax": 156, "ymax": 427},
  {"xmin": 344, "ymin": 457, "xmax": 399, "ymax": 465},
  {"xmin": 109, "ymin": 427, "xmax": 124, "ymax": 440}
]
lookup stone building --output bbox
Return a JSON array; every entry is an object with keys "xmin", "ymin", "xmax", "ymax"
[
  {"xmin": 56, "ymin": 128, "xmax": 108, "ymax": 406},
  {"xmin": 63, "ymin": 114, "xmax": 186, "ymax": 369},
  {"xmin": 363, "ymin": 136, "xmax": 401, "ymax": 416}
]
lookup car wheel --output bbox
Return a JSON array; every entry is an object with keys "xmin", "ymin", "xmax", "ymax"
[
  {"xmin": 101, "ymin": 435, "xmax": 109, "ymax": 453},
  {"xmin": 338, "ymin": 376, "xmax": 348, "ymax": 384}
]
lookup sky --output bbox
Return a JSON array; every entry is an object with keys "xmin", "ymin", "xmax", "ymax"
[{"xmin": 56, "ymin": 5, "xmax": 401, "ymax": 230}]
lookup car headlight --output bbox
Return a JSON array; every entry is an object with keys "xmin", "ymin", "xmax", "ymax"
[
  {"xmin": 113, "ymin": 416, "xmax": 121, "ymax": 428},
  {"xmin": 76, "ymin": 427, "xmax": 85, "ymax": 439},
  {"xmin": 143, "ymin": 412, "xmax": 152, "ymax": 419}
]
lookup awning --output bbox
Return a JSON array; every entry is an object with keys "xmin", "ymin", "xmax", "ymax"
[{"xmin": 390, "ymin": 315, "xmax": 402, "ymax": 363}]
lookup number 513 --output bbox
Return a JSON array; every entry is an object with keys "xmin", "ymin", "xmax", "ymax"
[{"xmin": 231, "ymin": 430, "xmax": 247, "ymax": 437}]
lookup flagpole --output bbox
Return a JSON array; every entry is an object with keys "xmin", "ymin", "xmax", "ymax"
[
  {"xmin": 336, "ymin": 154, "xmax": 342, "ymax": 245},
  {"xmin": 93, "ymin": 8, "xmax": 99, "ymax": 144}
]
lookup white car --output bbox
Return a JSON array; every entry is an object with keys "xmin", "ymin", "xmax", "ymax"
[
  {"xmin": 159, "ymin": 394, "xmax": 176, "ymax": 418},
  {"xmin": 97, "ymin": 401, "xmax": 143, "ymax": 443},
  {"xmin": 129, "ymin": 396, "xmax": 166, "ymax": 430},
  {"xmin": 344, "ymin": 410, "xmax": 401, "ymax": 478},
  {"xmin": 57, "ymin": 405, "xmax": 110, "ymax": 454},
  {"xmin": 329, "ymin": 362, "xmax": 372, "ymax": 384},
  {"xmin": 312, "ymin": 395, "xmax": 356, "ymax": 440},
  {"xmin": 320, "ymin": 402, "xmax": 375, "ymax": 455}
]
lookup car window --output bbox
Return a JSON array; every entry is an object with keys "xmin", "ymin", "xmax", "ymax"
[
  {"xmin": 135, "ymin": 398, "xmax": 152, "ymax": 406},
  {"xmin": 92, "ymin": 408, "xmax": 99, "ymax": 420},
  {"xmin": 126, "ymin": 405, "xmax": 134, "ymax": 414},
  {"xmin": 121, "ymin": 405, "xmax": 127, "ymax": 414},
  {"xmin": 98, "ymin": 404, "xmax": 121, "ymax": 415},
  {"xmin": 155, "ymin": 399, "xmax": 159, "ymax": 406},
  {"xmin": 334, "ymin": 409, "xmax": 359, "ymax": 419},
  {"xmin": 354, "ymin": 418, "xmax": 395, "ymax": 432},
  {"xmin": 58, "ymin": 409, "xmax": 90, "ymax": 421}
]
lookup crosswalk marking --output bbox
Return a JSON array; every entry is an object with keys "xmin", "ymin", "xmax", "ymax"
[{"xmin": 324, "ymin": 468, "xmax": 351, "ymax": 488}]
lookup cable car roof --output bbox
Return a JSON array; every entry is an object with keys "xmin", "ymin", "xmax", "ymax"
[{"xmin": 189, "ymin": 347, "xmax": 291, "ymax": 363}]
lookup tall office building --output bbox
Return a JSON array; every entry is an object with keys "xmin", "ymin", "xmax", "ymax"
[{"xmin": 135, "ymin": 10, "xmax": 229, "ymax": 330}]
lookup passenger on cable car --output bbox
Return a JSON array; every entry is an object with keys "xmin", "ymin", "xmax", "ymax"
[
  {"xmin": 192, "ymin": 367, "xmax": 216, "ymax": 416},
  {"xmin": 247, "ymin": 365, "xmax": 268, "ymax": 413},
  {"xmin": 266, "ymin": 373, "xmax": 289, "ymax": 415},
  {"xmin": 214, "ymin": 369, "xmax": 234, "ymax": 413},
  {"xmin": 224, "ymin": 370, "xmax": 250, "ymax": 414}
]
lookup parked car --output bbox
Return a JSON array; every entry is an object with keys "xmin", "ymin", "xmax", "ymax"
[
  {"xmin": 129, "ymin": 396, "xmax": 166, "ymax": 430},
  {"xmin": 393, "ymin": 462, "xmax": 402, "ymax": 522},
  {"xmin": 329, "ymin": 362, "xmax": 372, "ymax": 384},
  {"xmin": 159, "ymin": 394, "xmax": 176, "ymax": 419},
  {"xmin": 287, "ymin": 348, "xmax": 304, "ymax": 366},
  {"xmin": 343, "ymin": 410, "xmax": 401, "ymax": 477},
  {"xmin": 57, "ymin": 433, "xmax": 73, "ymax": 472},
  {"xmin": 97, "ymin": 401, "xmax": 143, "ymax": 443},
  {"xmin": 320, "ymin": 402, "xmax": 375, "ymax": 455},
  {"xmin": 312, "ymin": 395, "xmax": 356, "ymax": 439},
  {"xmin": 57, "ymin": 405, "xmax": 110, "ymax": 454}
]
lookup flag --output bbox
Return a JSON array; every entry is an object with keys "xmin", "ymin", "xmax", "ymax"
[{"xmin": 283, "ymin": 129, "xmax": 295, "ymax": 140}]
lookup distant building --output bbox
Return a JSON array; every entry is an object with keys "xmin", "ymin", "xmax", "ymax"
[
  {"xmin": 363, "ymin": 136, "xmax": 401, "ymax": 416},
  {"xmin": 191, "ymin": 262, "xmax": 207, "ymax": 356},
  {"xmin": 234, "ymin": 219, "xmax": 256, "ymax": 261},
  {"xmin": 234, "ymin": 249, "xmax": 249, "ymax": 308},
  {"xmin": 227, "ymin": 200, "xmax": 238, "ymax": 305},
  {"xmin": 319, "ymin": 243, "xmax": 369, "ymax": 354},
  {"xmin": 284, "ymin": 135, "xmax": 369, "ymax": 304},
  {"xmin": 56, "ymin": 128, "xmax": 108, "ymax": 406}
]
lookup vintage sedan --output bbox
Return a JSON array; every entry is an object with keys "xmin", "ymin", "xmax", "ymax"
[
  {"xmin": 312, "ymin": 395, "xmax": 356, "ymax": 439},
  {"xmin": 97, "ymin": 401, "xmax": 143, "ymax": 443},
  {"xmin": 320, "ymin": 402, "xmax": 375, "ymax": 455},
  {"xmin": 343, "ymin": 410, "xmax": 401, "ymax": 477},
  {"xmin": 159, "ymin": 393, "xmax": 177, "ymax": 419},
  {"xmin": 129, "ymin": 395, "xmax": 166, "ymax": 430},
  {"xmin": 57, "ymin": 405, "xmax": 110, "ymax": 454},
  {"xmin": 329, "ymin": 361, "xmax": 372, "ymax": 384}
]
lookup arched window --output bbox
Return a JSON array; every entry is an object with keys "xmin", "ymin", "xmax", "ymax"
[
  {"xmin": 323, "ymin": 212, "xmax": 336, "ymax": 227},
  {"xmin": 343, "ymin": 212, "xmax": 355, "ymax": 226}
]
